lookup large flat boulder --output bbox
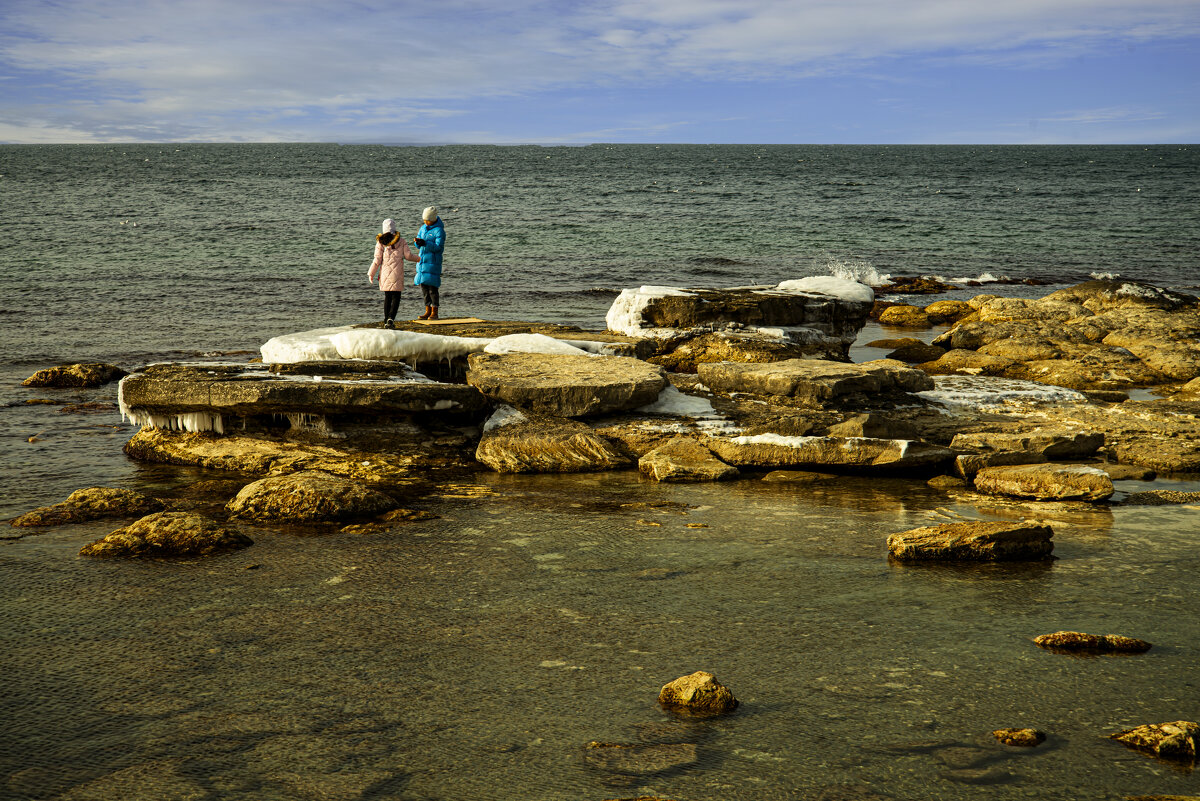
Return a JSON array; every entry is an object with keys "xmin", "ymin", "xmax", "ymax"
[
  {"xmin": 466, "ymin": 352, "xmax": 667, "ymax": 417},
  {"xmin": 638, "ymin": 437, "xmax": 737, "ymax": 482},
  {"xmin": 475, "ymin": 408, "xmax": 629, "ymax": 473},
  {"xmin": 697, "ymin": 358, "xmax": 932, "ymax": 405},
  {"xmin": 705, "ymin": 434, "xmax": 953, "ymax": 471},
  {"xmin": 950, "ymin": 430, "xmax": 1104, "ymax": 460},
  {"xmin": 119, "ymin": 363, "xmax": 487, "ymax": 424},
  {"xmin": 888, "ymin": 520, "xmax": 1054, "ymax": 561},
  {"xmin": 973, "ymin": 463, "xmax": 1114, "ymax": 502}
]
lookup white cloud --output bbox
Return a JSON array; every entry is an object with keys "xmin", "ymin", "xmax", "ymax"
[{"xmin": 1, "ymin": 0, "xmax": 1197, "ymax": 141}]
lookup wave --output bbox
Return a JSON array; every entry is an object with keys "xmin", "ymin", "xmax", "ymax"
[
  {"xmin": 1089, "ymin": 271, "xmax": 1120, "ymax": 280},
  {"xmin": 822, "ymin": 259, "xmax": 890, "ymax": 286}
]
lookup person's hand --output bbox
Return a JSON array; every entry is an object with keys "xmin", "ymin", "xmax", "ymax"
[{"xmin": 414, "ymin": 238, "xmax": 425, "ymax": 247}]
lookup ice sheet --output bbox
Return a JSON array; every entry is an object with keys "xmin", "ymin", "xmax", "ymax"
[{"xmin": 776, "ymin": 277, "xmax": 875, "ymax": 304}]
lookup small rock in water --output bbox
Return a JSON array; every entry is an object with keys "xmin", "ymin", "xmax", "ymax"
[
  {"xmin": 226, "ymin": 470, "xmax": 397, "ymax": 523},
  {"xmin": 657, "ymin": 671, "xmax": 738, "ymax": 715},
  {"xmin": 80, "ymin": 511, "xmax": 253, "ymax": 558},
  {"xmin": 22, "ymin": 362, "xmax": 127, "ymax": 388},
  {"xmin": 926, "ymin": 474, "xmax": 967, "ymax": 490},
  {"xmin": 761, "ymin": 470, "xmax": 838, "ymax": 483},
  {"xmin": 973, "ymin": 463, "xmax": 1114, "ymax": 502},
  {"xmin": 11, "ymin": 487, "xmax": 164, "ymax": 528},
  {"xmin": 638, "ymin": 437, "xmax": 738, "ymax": 483},
  {"xmin": 1120, "ymin": 490, "xmax": 1200, "ymax": 506},
  {"xmin": 1110, "ymin": 720, "xmax": 1199, "ymax": 762},
  {"xmin": 992, "ymin": 728, "xmax": 1047, "ymax": 747},
  {"xmin": 888, "ymin": 520, "xmax": 1054, "ymax": 562},
  {"xmin": 1033, "ymin": 631, "xmax": 1152, "ymax": 654}
]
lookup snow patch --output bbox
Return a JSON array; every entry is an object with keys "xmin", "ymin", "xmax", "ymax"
[
  {"xmin": 917, "ymin": 376, "xmax": 1086, "ymax": 410},
  {"xmin": 261, "ymin": 326, "xmax": 352, "ymax": 364},
  {"xmin": 636, "ymin": 385, "xmax": 720, "ymax": 418},
  {"xmin": 729, "ymin": 433, "xmax": 821, "ymax": 447},
  {"xmin": 777, "ymin": 276, "xmax": 874, "ymax": 304},
  {"xmin": 605, "ymin": 286, "xmax": 693, "ymax": 337},
  {"xmin": 483, "ymin": 405, "xmax": 527, "ymax": 432},
  {"xmin": 330, "ymin": 329, "xmax": 491, "ymax": 363},
  {"xmin": 484, "ymin": 333, "xmax": 592, "ymax": 356}
]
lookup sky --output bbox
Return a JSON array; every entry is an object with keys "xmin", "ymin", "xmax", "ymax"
[{"xmin": 1, "ymin": 0, "xmax": 1198, "ymax": 144}]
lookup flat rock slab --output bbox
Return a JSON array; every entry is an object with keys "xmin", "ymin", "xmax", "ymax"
[
  {"xmin": 698, "ymin": 358, "xmax": 932, "ymax": 404},
  {"xmin": 120, "ymin": 363, "xmax": 487, "ymax": 417},
  {"xmin": 639, "ymin": 437, "xmax": 737, "ymax": 482},
  {"xmin": 476, "ymin": 411, "xmax": 629, "ymax": 473},
  {"xmin": 467, "ymin": 352, "xmax": 667, "ymax": 417},
  {"xmin": 973, "ymin": 463, "xmax": 1114, "ymax": 502},
  {"xmin": 707, "ymin": 434, "xmax": 953, "ymax": 471},
  {"xmin": 888, "ymin": 520, "xmax": 1055, "ymax": 561},
  {"xmin": 951, "ymin": 430, "xmax": 1104, "ymax": 459}
]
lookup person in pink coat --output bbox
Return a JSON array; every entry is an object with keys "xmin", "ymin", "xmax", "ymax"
[{"xmin": 368, "ymin": 218, "xmax": 418, "ymax": 328}]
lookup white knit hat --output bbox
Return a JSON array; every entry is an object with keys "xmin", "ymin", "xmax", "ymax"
[
  {"xmin": 382, "ymin": 218, "xmax": 397, "ymax": 233},
  {"xmin": 422, "ymin": 206, "xmax": 438, "ymax": 221}
]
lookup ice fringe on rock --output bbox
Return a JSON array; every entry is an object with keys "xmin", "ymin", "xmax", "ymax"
[
  {"xmin": 329, "ymin": 329, "xmax": 493, "ymax": 363},
  {"xmin": 483, "ymin": 333, "xmax": 592, "ymax": 357},
  {"xmin": 118, "ymin": 378, "xmax": 226, "ymax": 433},
  {"xmin": 605, "ymin": 286, "xmax": 695, "ymax": 337}
]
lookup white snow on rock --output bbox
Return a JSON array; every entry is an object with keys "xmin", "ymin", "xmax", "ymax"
[
  {"xmin": 483, "ymin": 333, "xmax": 592, "ymax": 357},
  {"xmin": 636, "ymin": 385, "xmax": 720, "ymax": 418},
  {"xmin": 776, "ymin": 277, "xmax": 875, "ymax": 304},
  {"xmin": 729, "ymin": 433, "xmax": 821, "ymax": 447},
  {"xmin": 605, "ymin": 286, "xmax": 694, "ymax": 337},
  {"xmin": 261, "ymin": 326, "xmax": 353, "ymax": 363},
  {"xmin": 329, "ymin": 329, "xmax": 492, "ymax": 362},
  {"xmin": 482, "ymin": 404, "xmax": 528, "ymax": 432},
  {"xmin": 917, "ymin": 376, "xmax": 1086, "ymax": 410}
]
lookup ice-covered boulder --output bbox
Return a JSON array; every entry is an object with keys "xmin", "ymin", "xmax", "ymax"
[{"xmin": 466, "ymin": 352, "xmax": 667, "ymax": 417}]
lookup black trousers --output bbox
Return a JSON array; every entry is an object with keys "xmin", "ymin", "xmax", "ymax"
[
  {"xmin": 420, "ymin": 284, "xmax": 440, "ymax": 307},
  {"xmin": 383, "ymin": 291, "xmax": 402, "ymax": 321}
]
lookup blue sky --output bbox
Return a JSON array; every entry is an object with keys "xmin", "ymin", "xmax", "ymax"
[{"xmin": 2, "ymin": 0, "xmax": 1198, "ymax": 144}]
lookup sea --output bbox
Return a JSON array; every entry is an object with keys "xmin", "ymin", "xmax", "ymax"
[{"xmin": 1, "ymin": 144, "xmax": 1199, "ymax": 800}]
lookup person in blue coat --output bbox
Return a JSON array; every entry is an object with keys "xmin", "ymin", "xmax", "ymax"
[{"xmin": 413, "ymin": 205, "xmax": 445, "ymax": 320}]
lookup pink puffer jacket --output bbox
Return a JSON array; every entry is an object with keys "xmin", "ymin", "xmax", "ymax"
[{"xmin": 368, "ymin": 236, "xmax": 417, "ymax": 292}]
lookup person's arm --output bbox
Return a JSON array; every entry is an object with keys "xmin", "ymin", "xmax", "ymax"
[
  {"xmin": 423, "ymin": 226, "xmax": 444, "ymax": 254},
  {"xmin": 368, "ymin": 242, "xmax": 384, "ymax": 282},
  {"xmin": 401, "ymin": 239, "xmax": 418, "ymax": 262}
]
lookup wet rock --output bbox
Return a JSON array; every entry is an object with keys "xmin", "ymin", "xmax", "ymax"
[
  {"xmin": 927, "ymin": 474, "xmax": 967, "ymax": 490},
  {"xmin": 954, "ymin": 451, "xmax": 1048, "ymax": 481},
  {"xmin": 649, "ymin": 330, "xmax": 843, "ymax": 372},
  {"xmin": 885, "ymin": 340, "xmax": 946, "ymax": 363},
  {"xmin": 11, "ymin": 487, "xmax": 164, "ymax": 527},
  {"xmin": 950, "ymin": 430, "xmax": 1104, "ymax": 460},
  {"xmin": 878, "ymin": 304, "xmax": 930, "ymax": 328},
  {"xmin": 993, "ymin": 728, "xmax": 1046, "ymax": 747},
  {"xmin": 379, "ymin": 508, "xmax": 439, "ymax": 522},
  {"xmin": 918, "ymin": 348, "xmax": 1016, "ymax": 377},
  {"xmin": 698, "ymin": 358, "xmax": 932, "ymax": 405},
  {"xmin": 762, "ymin": 470, "xmax": 839, "ymax": 483},
  {"xmin": 80, "ymin": 512, "xmax": 252, "ymax": 558},
  {"xmin": 887, "ymin": 520, "xmax": 1054, "ymax": 562},
  {"xmin": 476, "ymin": 412, "xmax": 629, "ymax": 473},
  {"xmin": 1112, "ymin": 436, "xmax": 1200, "ymax": 473},
  {"xmin": 22, "ymin": 362, "xmax": 126, "ymax": 388},
  {"xmin": 639, "ymin": 437, "xmax": 738, "ymax": 482},
  {"xmin": 924, "ymin": 299, "xmax": 975, "ymax": 323},
  {"xmin": 879, "ymin": 275, "xmax": 954, "ymax": 295},
  {"xmin": 59, "ymin": 401, "xmax": 119, "ymax": 414},
  {"xmin": 584, "ymin": 741, "xmax": 699, "ymax": 776},
  {"xmin": 1102, "ymin": 464, "xmax": 1156, "ymax": 481},
  {"xmin": 1034, "ymin": 631, "xmax": 1152, "ymax": 654},
  {"xmin": 827, "ymin": 413, "xmax": 918, "ymax": 440},
  {"xmin": 1110, "ymin": 721, "xmax": 1199, "ymax": 762},
  {"xmin": 226, "ymin": 470, "xmax": 397, "ymax": 522},
  {"xmin": 466, "ymin": 352, "xmax": 667, "ymax": 417},
  {"xmin": 973, "ymin": 463, "xmax": 1114, "ymax": 502},
  {"xmin": 658, "ymin": 670, "xmax": 738, "ymax": 715},
  {"xmin": 1120, "ymin": 490, "xmax": 1200, "ymax": 506},
  {"xmin": 707, "ymin": 434, "xmax": 953, "ymax": 472}
]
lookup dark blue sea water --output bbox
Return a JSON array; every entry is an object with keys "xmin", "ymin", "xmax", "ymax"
[{"xmin": 2, "ymin": 145, "xmax": 1199, "ymax": 801}]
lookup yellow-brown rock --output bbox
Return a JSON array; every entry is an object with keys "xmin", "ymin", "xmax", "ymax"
[
  {"xmin": 992, "ymin": 728, "xmax": 1046, "ymax": 747},
  {"xmin": 22, "ymin": 362, "xmax": 126, "ymax": 388},
  {"xmin": 11, "ymin": 487, "xmax": 164, "ymax": 528},
  {"xmin": 879, "ymin": 304, "xmax": 931, "ymax": 328},
  {"xmin": 1110, "ymin": 721, "xmax": 1199, "ymax": 762},
  {"xmin": 658, "ymin": 671, "xmax": 738, "ymax": 715},
  {"xmin": 226, "ymin": 471, "xmax": 397, "ymax": 523},
  {"xmin": 1033, "ymin": 631, "xmax": 1151, "ymax": 653},
  {"xmin": 80, "ymin": 512, "xmax": 252, "ymax": 558},
  {"xmin": 888, "ymin": 520, "xmax": 1054, "ymax": 561}
]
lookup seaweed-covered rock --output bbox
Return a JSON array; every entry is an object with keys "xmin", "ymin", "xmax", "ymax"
[
  {"xmin": 657, "ymin": 671, "xmax": 738, "ymax": 715},
  {"xmin": 973, "ymin": 463, "xmax": 1114, "ymax": 502},
  {"xmin": 639, "ymin": 437, "xmax": 737, "ymax": 483},
  {"xmin": 1033, "ymin": 631, "xmax": 1152, "ymax": 654},
  {"xmin": 1110, "ymin": 721, "xmax": 1199, "ymax": 762},
  {"xmin": 888, "ymin": 520, "xmax": 1054, "ymax": 562},
  {"xmin": 22, "ymin": 362, "xmax": 126, "ymax": 388},
  {"xmin": 992, "ymin": 728, "xmax": 1046, "ymax": 747},
  {"xmin": 11, "ymin": 487, "xmax": 164, "ymax": 528},
  {"xmin": 226, "ymin": 471, "xmax": 397, "ymax": 522},
  {"xmin": 80, "ymin": 512, "xmax": 252, "ymax": 558}
]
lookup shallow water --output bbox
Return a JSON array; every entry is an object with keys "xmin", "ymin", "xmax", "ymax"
[{"xmin": 3, "ymin": 471, "xmax": 1199, "ymax": 800}]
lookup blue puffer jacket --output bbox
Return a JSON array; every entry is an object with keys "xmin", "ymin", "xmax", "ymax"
[{"xmin": 413, "ymin": 217, "xmax": 445, "ymax": 287}]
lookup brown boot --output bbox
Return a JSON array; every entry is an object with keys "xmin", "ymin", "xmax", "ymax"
[
  {"xmin": 417, "ymin": 305, "xmax": 431, "ymax": 320},
  {"xmin": 428, "ymin": 306, "xmax": 439, "ymax": 320}
]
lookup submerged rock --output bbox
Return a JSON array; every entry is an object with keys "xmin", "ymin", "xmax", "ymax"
[
  {"xmin": 1120, "ymin": 490, "xmax": 1200, "ymax": 506},
  {"xmin": 638, "ymin": 437, "xmax": 738, "ymax": 483},
  {"xmin": 1110, "ymin": 721, "xmax": 1199, "ymax": 762},
  {"xmin": 466, "ymin": 352, "xmax": 667, "ymax": 417},
  {"xmin": 657, "ymin": 671, "xmax": 738, "ymax": 715},
  {"xmin": 973, "ymin": 463, "xmax": 1114, "ymax": 502},
  {"xmin": 583, "ymin": 741, "xmax": 699, "ymax": 776},
  {"xmin": 476, "ymin": 410, "xmax": 629, "ymax": 473},
  {"xmin": 226, "ymin": 471, "xmax": 397, "ymax": 522},
  {"xmin": 762, "ymin": 470, "xmax": 839, "ymax": 483},
  {"xmin": 22, "ymin": 362, "xmax": 126, "ymax": 388},
  {"xmin": 1033, "ymin": 631, "xmax": 1152, "ymax": 654},
  {"xmin": 80, "ymin": 512, "xmax": 252, "ymax": 558},
  {"xmin": 992, "ymin": 728, "xmax": 1046, "ymax": 747},
  {"xmin": 887, "ymin": 520, "xmax": 1054, "ymax": 562},
  {"xmin": 11, "ymin": 487, "xmax": 164, "ymax": 527}
]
